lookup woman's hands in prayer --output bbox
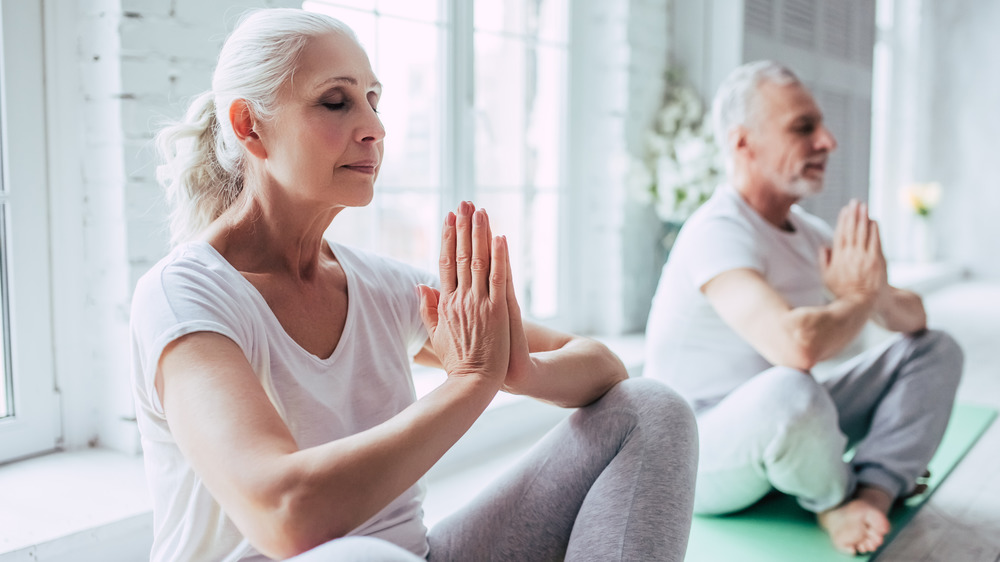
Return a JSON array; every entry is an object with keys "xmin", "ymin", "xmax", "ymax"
[{"xmin": 418, "ymin": 201, "xmax": 512, "ymax": 389}]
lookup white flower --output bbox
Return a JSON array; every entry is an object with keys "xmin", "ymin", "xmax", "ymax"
[{"xmin": 633, "ymin": 68, "xmax": 722, "ymax": 225}]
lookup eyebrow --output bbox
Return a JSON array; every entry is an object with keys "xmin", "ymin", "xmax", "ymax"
[
  {"xmin": 316, "ymin": 76, "xmax": 382, "ymax": 92},
  {"xmin": 790, "ymin": 112, "xmax": 821, "ymax": 126}
]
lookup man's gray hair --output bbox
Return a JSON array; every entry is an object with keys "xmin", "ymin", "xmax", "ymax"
[{"xmin": 711, "ymin": 60, "xmax": 801, "ymax": 172}]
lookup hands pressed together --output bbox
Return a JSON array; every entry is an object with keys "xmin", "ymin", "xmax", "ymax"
[
  {"xmin": 819, "ymin": 199, "xmax": 888, "ymax": 304},
  {"xmin": 417, "ymin": 201, "xmax": 532, "ymax": 390}
]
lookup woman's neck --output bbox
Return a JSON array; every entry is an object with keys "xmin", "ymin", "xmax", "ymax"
[{"xmin": 205, "ymin": 189, "xmax": 342, "ymax": 280}]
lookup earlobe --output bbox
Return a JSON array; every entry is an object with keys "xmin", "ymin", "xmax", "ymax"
[{"xmin": 228, "ymin": 99, "xmax": 267, "ymax": 159}]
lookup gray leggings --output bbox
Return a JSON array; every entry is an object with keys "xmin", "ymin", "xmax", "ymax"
[{"xmin": 288, "ymin": 378, "xmax": 698, "ymax": 562}]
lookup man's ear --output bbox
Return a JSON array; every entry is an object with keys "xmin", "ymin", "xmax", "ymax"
[
  {"xmin": 731, "ymin": 125, "xmax": 752, "ymax": 159},
  {"xmin": 229, "ymin": 99, "xmax": 267, "ymax": 160}
]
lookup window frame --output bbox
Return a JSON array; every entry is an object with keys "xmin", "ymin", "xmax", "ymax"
[
  {"xmin": 0, "ymin": 0, "xmax": 60, "ymax": 464},
  {"xmin": 308, "ymin": 0, "xmax": 574, "ymax": 330}
]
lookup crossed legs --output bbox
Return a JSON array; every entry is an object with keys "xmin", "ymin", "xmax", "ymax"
[
  {"xmin": 428, "ymin": 377, "xmax": 698, "ymax": 562},
  {"xmin": 694, "ymin": 330, "xmax": 962, "ymax": 554}
]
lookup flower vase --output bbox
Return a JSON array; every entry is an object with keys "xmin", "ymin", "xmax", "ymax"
[{"xmin": 912, "ymin": 216, "xmax": 935, "ymax": 263}]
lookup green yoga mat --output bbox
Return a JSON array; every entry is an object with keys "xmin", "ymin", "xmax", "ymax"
[{"xmin": 685, "ymin": 403, "xmax": 997, "ymax": 561}]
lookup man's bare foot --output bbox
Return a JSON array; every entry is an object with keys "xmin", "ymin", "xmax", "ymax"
[{"xmin": 818, "ymin": 485, "xmax": 893, "ymax": 555}]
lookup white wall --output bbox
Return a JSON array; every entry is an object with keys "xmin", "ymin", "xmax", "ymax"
[
  {"xmin": 567, "ymin": 0, "xmax": 670, "ymax": 335},
  {"xmin": 48, "ymin": 0, "xmax": 300, "ymax": 452},
  {"xmin": 921, "ymin": 0, "xmax": 1000, "ymax": 279}
]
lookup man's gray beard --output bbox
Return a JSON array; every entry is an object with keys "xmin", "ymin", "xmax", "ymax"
[{"xmin": 782, "ymin": 177, "xmax": 823, "ymax": 198}]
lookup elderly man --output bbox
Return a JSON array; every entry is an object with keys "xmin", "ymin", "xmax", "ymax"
[{"xmin": 644, "ymin": 60, "xmax": 963, "ymax": 555}]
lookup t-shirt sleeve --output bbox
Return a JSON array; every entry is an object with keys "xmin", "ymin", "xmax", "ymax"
[
  {"xmin": 679, "ymin": 214, "xmax": 765, "ymax": 290},
  {"xmin": 130, "ymin": 260, "xmax": 251, "ymax": 417}
]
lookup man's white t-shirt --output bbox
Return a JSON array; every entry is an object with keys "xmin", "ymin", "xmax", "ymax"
[
  {"xmin": 644, "ymin": 185, "xmax": 833, "ymax": 411},
  {"xmin": 130, "ymin": 241, "xmax": 436, "ymax": 562}
]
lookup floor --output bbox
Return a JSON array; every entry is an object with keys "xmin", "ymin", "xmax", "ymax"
[
  {"xmin": 423, "ymin": 279, "xmax": 1000, "ymax": 562},
  {"xmin": 875, "ymin": 281, "xmax": 1000, "ymax": 562}
]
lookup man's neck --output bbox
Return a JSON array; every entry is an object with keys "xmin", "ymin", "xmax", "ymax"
[{"xmin": 731, "ymin": 177, "xmax": 799, "ymax": 230}]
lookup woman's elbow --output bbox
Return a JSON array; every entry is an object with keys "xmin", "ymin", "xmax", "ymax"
[
  {"xmin": 238, "ymin": 483, "xmax": 355, "ymax": 559},
  {"xmin": 244, "ymin": 507, "xmax": 353, "ymax": 560}
]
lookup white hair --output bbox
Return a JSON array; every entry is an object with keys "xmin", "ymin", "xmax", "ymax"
[
  {"xmin": 711, "ymin": 60, "xmax": 801, "ymax": 173},
  {"xmin": 155, "ymin": 8, "xmax": 358, "ymax": 247}
]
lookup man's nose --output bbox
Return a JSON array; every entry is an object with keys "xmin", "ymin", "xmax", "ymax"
[{"xmin": 817, "ymin": 124, "xmax": 837, "ymax": 152}]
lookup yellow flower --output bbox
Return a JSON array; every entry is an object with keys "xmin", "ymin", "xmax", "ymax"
[{"xmin": 900, "ymin": 182, "xmax": 942, "ymax": 217}]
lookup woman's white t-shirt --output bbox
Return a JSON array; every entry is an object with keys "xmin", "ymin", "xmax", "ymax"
[{"xmin": 130, "ymin": 241, "xmax": 436, "ymax": 562}]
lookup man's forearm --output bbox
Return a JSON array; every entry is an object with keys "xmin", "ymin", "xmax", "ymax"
[
  {"xmin": 784, "ymin": 293, "xmax": 876, "ymax": 369},
  {"xmin": 873, "ymin": 287, "xmax": 927, "ymax": 334}
]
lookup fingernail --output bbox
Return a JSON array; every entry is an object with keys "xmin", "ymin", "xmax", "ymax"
[
  {"xmin": 474, "ymin": 210, "xmax": 484, "ymax": 225},
  {"xmin": 446, "ymin": 212, "xmax": 456, "ymax": 226}
]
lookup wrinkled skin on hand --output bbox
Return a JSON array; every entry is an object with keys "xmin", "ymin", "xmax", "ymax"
[{"xmin": 418, "ymin": 201, "xmax": 511, "ymax": 387}]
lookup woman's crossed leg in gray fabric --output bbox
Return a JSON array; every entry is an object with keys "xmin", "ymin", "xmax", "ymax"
[
  {"xmin": 427, "ymin": 377, "xmax": 698, "ymax": 562},
  {"xmin": 288, "ymin": 377, "xmax": 698, "ymax": 561}
]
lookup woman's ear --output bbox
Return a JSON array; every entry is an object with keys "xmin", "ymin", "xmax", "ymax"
[{"xmin": 229, "ymin": 99, "xmax": 267, "ymax": 160}]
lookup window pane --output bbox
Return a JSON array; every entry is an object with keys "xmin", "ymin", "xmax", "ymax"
[
  {"xmin": 373, "ymin": 190, "xmax": 440, "ymax": 272},
  {"xmin": 304, "ymin": 0, "xmax": 376, "ymax": 13},
  {"xmin": 527, "ymin": 44, "xmax": 565, "ymax": 189},
  {"xmin": 474, "ymin": 0, "xmax": 567, "ymax": 43},
  {"xmin": 377, "ymin": 0, "xmax": 442, "ymax": 23},
  {"xmin": 475, "ymin": 0, "xmax": 526, "ymax": 36},
  {"xmin": 526, "ymin": 190, "xmax": 558, "ymax": 318},
  {"xmin": 474, "ymin": 189, "xmax": 557, "ymax": 320},
  {"xmin": 375, "ymin": 18, "xmax": 442, "ymax": 189},
  {"xmin": 325, "ymin": 190, "xmax": 439, "ymax": 273},
  {"xmin": 474, "ymin": 33, "xmax": 526, "ymax": 188}
]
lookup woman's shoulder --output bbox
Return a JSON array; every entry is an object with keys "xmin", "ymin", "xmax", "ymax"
[{"xmin": 134, "ymin": 241, "xmax": 248, "ymax": 307}]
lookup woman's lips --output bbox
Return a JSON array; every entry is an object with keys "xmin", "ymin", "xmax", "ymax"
[{"xmin": 343, "ymin": 163, "xmax": 377, "ymax": 174}]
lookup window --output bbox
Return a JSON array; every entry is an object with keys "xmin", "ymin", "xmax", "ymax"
[
  {"xmin": 0, "ymin": 1, "xmax": 59, "ymax": 463},
  {"xmin": 304, "ymin": 0, "xmax": 568, "ymax": 322}
]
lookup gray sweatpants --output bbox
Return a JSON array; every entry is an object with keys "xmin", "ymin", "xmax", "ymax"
[
  {"xmin": 288, "ymin": 377, "xmax": 699, "ymax": 561},
  {"xmin": 693, "ymin": 329, "xmax": 963, "ymax": 515}
]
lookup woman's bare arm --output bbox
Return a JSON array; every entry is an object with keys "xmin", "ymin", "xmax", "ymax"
[{"xmin": 158, "ymin": 203, "xmax": 510, "ymax": 559}]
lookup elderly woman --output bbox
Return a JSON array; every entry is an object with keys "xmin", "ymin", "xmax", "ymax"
[{"xmin": 130, "ymin": 8, "xmax": 696, "ymax": 562}]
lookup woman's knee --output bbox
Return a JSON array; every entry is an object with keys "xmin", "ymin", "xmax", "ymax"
[
  {"xmin": 598, "ymin": 378, "xmax": 698, "ymax": 462},
  {"xmin": 610, "ymin": 378, "xmax": 696, "ymax": 429}
]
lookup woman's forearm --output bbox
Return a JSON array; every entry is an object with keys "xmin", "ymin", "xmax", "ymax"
[
  {"xmin": 248, "ymin": 374, "xmax": 501, "ymax": 557},
  {"xmin": 506, "ymin": 337, "xmax": 627, "ymax": 408}
]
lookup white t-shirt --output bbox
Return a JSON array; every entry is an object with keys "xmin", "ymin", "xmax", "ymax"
[
  {"xmin": 130, "ymin": 241, "xmax": 436, "ymax": 562},
  {"xmin": 643, "ymin": 185, "xmax": 833, "ymax": 410}
]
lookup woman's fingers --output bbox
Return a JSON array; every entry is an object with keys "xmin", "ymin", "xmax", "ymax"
[
  {"xmin": 471, "ymin": 209, "xmax": 491, "ymax": 299},
  {"xmin": 455, "ymin": 201, "xmax": 474, "ymax": 290},
  {"xmin": 438, "ymin": 212, "xmax": 457, "ymax": 293},
  {"xmin": 489, "ymin": 235, "xmax": 508, "ymax": 304},
  {"xmin": 417, "ymin": 284, "xmax": 440, "ymax": 335}
]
